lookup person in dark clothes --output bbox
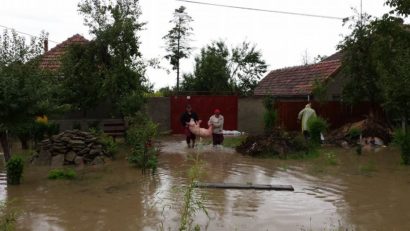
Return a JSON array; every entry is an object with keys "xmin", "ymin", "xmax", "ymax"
[{"xmin": 180, "ymin": 104, "xmax": 199, "ymax": 148}]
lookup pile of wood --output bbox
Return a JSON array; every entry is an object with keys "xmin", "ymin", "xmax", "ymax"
[{"xmin": 32, "ymin": 130, "xmax": 110, "ymax": 166}]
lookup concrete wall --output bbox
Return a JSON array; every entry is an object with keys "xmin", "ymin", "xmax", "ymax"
[
  {"xmin": 52, "ymin": 98, "xmax": 171, "ymax": 133},
  {"xmin": 238, "ymin": 97, "xmax": 265, "ymax": 135},
  {"xmin": 145, "ymin": 97, "xmax": 171, "ymax": 133}
]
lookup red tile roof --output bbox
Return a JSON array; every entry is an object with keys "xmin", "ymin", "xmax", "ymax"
[
  {"xmin": 254, "ymin": 59, "xmax": 341, "ymax": 96},
  {"xmin": 322, "ymin": 51, "xmax": 343, "ymax": 62},
  {"xmin": 38, "ymin": 34, "xmax": 89, "ymax": 72}
]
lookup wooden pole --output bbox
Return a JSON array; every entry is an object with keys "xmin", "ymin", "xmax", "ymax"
[{"xmin": 195, "ymin": 182, "xmax": 294, "ymax": 191}]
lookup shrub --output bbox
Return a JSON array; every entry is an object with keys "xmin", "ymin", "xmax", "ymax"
[
  {"xmin": 348, "ymin": 127, "xmax": 362, "ymax": 141},
  {"xmin": 46, "ymin": 122, "xmax": 60, "ymax": 137},
  {"xmin": 6, "ymin": 156, "xmax": 24, "ymax": 185},
  {"xmin": 263, "ymin": 96, "xmax": 277, "ymax": 135},
  {"xmin": 99, "ymin": 133, "xmax": 118, "ymax": 157},
  {"xmin": 48, "ymin": 169, "xmax": 76, "ymax": 180},
  {"xmin": 87, "ymin": 120, "xmax": 101, "ymax": 132},
  {"xmin": 0, "ymin": 201, "xmax": 18, "ymax": 231},
  {"xmin": 394, "ymin": 129, "xmax": 410, "ymax": 165},
  {"xmin": 307, "ymin": 116, "xmax": 328, "ymax": 145},
  {"xmin": 126, "ymin": 113, "xmax": 159, "ymax": 173}
]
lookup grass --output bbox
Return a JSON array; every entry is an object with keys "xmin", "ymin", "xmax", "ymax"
[
  {"xmin": 199, "ymin": 135, "xmax": 246, "ymax": 148},
  {"xmin": 0, "ymin": 201, "xmax": 18, "ymax": 231},
  {"xmin": 358, "ymin": 161, "xmax": 377, "ymax": 175},
  {"xmin": 222, "ymin": 135, "xmax": 247, "ymax": 148},
  {"xmin": 178, "ymin": 151, "xmax": 209, "ymax": 231},
  {"xmin": 48, "ymin": 169, "xmax": 77, "ymax": 180}
]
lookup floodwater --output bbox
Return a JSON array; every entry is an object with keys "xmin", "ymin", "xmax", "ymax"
[{"xmin": 2, "ymin": 136, "xmax": 410, "ymax": 231}]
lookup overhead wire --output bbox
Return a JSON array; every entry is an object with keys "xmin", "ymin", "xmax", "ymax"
[
  {"xmin": 176, "ymin": 0, "xmax": 345, "ymax": 21},
  {"xmin": 0, "ymin": 24, "xmax": 59, "ymax": 44}
]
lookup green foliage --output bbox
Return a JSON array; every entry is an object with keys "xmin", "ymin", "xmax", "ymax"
[
  {"xmin": 76, "ymin": 0, "xmax": 149, "ymax": 115},
  {"xmin": 48, "ymin": 169, "xmax": 76, "ymax": 180},
  {"xmin": 0, "ymin": 29, "xmax": 65, "ymax": 160},
  {"xmin": 222, "ymin": 136, "xmax": 246, "ymax": 148},
  {"xmin": 291, "ymin": 135, "xmax": 309, "ymax": 152},
  {"xmin": 312, "ymin": 77, "xmax": 327, "ymax": 104},
  {"xmin": 339, "ymin": 9, "xmax": 410, "ymax": 126},
  {"xmin": 87, "ymin": 120, "xmax": 100, "ymax": 131},
  {"xmin": 60, "ymin": 43, "xmax": 103, "ymax": 112},
  {"xmin": 338, "ymin": 13, "xmax": 382, "ymax": 106},
  {"xmin": 89, "ymin": 129, "xmax": 118, "ymax": 157},
  {"xmin": 6, "ymin": 156, "xmax": 24, "ymax": 185},
  {"xmin": 394, "ymin": 129, "xmax": 410, "ymax": 165},
  {"xmin": 0, "ymin": 201, "xmax": 18, "ymax": 231},
  {"xmin": 348, "ymin": 127, "xmax": 362, "ymax": 140},
  {"xmin": 163, "ymin": 6, "xmax": 193, "ymax": 92},
  {"xmin": 181, "ymin": 40, "xmax": 267, "ymax": 96},
  {"xmin": 263, "ymin": 96, "xmax": 277, "ymax": 135},
  {"xmin": 126, "ymin": 113, "xmax": 158, "ymax": 172},
  {"xmin": 182, "ymin": 41, "xmax": 232, "ymax": 94},
  {"xmin": 307, "ymin": 116, "xmax": 328, "ymax": 145},
  {"xmin": 230, "ymin": 41, "xmax": 268, "ymax": 96},
  {"xmin": 386, "ymin": 0, "xmax": 410, "ymax": 16},
  {"xmin": 325, "ymin": 152, "xmax": 338, "ymax": 166},
  {"xmin": 179, "ymin": 154, "xmax": 208, "ymax": 231}
]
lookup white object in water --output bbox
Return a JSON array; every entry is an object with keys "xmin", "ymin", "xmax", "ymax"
[{"xmin": 222, "ymin": 130, "xmax": 242, "ymax": 136}]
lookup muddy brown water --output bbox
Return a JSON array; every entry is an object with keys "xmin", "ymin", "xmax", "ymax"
[{"xmin": 2, "ymin": 137, "xmax": 410, "ymax": 231}]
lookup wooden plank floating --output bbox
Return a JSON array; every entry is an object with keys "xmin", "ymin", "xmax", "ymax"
[{"xmin": 195, "ymin": 182, "xmax": 294, "ymax": 191}]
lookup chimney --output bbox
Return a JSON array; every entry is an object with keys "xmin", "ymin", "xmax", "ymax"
[{"xmin": 44, "ymin": 39, "xmax": 48, "ymax": 53}]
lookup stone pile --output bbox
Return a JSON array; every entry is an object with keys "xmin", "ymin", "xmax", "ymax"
[{"xmin": 32, "ymin": 130, "xmax": 109, "ymax": 166}]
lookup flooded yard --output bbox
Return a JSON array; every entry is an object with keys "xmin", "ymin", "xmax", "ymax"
[{"xmin": 2, "ymin": 136, "xmax": 410, "ymax": 230}]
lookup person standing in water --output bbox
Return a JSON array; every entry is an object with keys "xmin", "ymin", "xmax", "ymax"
[
  {"xmin": 297, "ymin": 103, "xmax": 317, "ymax": 140},
  {"xmin": 208, "ymin": 109, "xmax": 224, "ymax": 146},
  {"xmin": 180, "ymin": 104, "xmax": 199, "ymax": 148}
]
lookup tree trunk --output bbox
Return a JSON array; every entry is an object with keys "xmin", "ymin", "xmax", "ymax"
[{"xmin": 0, "ymin": 131, "xmax": 11, "ymax": 162}]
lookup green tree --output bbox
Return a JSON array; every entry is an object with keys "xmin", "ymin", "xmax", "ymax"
[
  {"xmin": 338, "ymin": 14, "xmax": 383, "ymax": 111},
  {"xmin": 370, "ymin": 15, "xmax": 410, "ymax": 130},
  {"xmin": 182, "ymin": 41, "xmax": 232, "ymax": 94},
  {"xmin": 60, "ymin": 42, "xmax": 103, "ymax": 115},
  {"xmin": 230, "ymin": 41, "xmax": 267, "ymax": 96},
  {"xmin": 163, "ymin": 6, "xmax": 193, "ymax": 93},
  {"xmin": 386, "ymin": 0, "xmax": 410, "ymax": 16},
  {"xmin": 182, "ymin": 40, "xmax": 267, "ymax": 95},
  {"xmin": 78, "ymin": 0, "xmax": 148, "ymax": 116},
  {"xmin": 0, "ymin": 29, "xmax": 62, "ymax": 161}
]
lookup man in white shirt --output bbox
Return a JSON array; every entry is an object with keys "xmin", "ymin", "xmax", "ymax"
[{"xmin": 208, "ymin": 109, "xmax": 224, "ymax": 146}]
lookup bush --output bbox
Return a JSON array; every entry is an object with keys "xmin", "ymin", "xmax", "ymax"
[
  {"xmin": 307, "ymin": 116, "xmax": 328, "ymax": 145},
  {"xmin": 46, "ymin": 122, "xmax": 60, "ymax": 137},
  {"xmin": 99, "ymin": 133, "xmax": 118, "ymax": 157},
  {"xmin": 348, "ymin": 127, "xmax": 362, "ymax": 141},
  {"xmin": 6, "ymin": 156, "xmax": 24, "ymax": 185},
  {"xmin": 394, "ymin": 130, "xmax": 410, "ymax": 165},
  {"xmin": 263, "ymin": 96, "xmax": 277, "ymax": 135},
  {"xmin": 126, "ymin": 113, "xmax": 159, "ymax": 173},
  {"xmin": 87, "ymin": 120, "xmax": 101, "ymax": 132},
  {"xmin": 48, "ymin": 169, "xmax": 76, "ymax": 180}
]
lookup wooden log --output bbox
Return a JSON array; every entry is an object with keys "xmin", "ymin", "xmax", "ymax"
[{"xmin": 195, "ymin": 182, "xmax": 294, "ymax": 191}]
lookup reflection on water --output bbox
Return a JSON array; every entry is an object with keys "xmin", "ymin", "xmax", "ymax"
[{"xmin": 2, "ymin": 137, "xmax": 410, "ymax": 230}]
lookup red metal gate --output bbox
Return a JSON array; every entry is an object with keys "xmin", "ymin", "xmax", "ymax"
[{"xmin": 170, "ymin": 95, "xmax": 238, "ymax": 134}]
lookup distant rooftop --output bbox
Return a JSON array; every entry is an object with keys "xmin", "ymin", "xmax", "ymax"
[{"xmin": 38, "ymin": 34, "xmax": 88, "ymax": 72}]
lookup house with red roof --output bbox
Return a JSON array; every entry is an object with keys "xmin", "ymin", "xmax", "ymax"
[
  {"xmin": 39, "ymin": 34, "xmax": 88, "ymax": 72},
  {"xmin": 254, "ymin": 53, "xmax": 344, "ymax": 101}
]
